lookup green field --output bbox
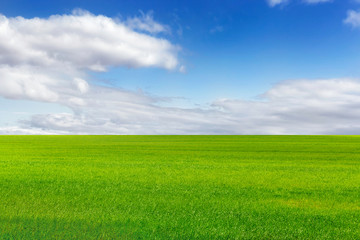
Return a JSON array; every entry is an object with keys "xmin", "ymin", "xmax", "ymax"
[{"xmin": 0, "ymin": 136, "xmax": 359, "ymax": 239}]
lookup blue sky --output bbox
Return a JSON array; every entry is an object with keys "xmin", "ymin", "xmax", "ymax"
[{"xmin": 1, "ymin": 0, "xmax": 360, "ymax": 134}]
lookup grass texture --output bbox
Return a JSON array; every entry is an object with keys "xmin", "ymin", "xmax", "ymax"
[{"xmin": 0, "ymin": 135, "xmax": 359, "ymax": 239}]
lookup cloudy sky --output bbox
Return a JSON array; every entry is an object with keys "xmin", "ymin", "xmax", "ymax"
[{"xmin": 1, "ymin": 0, "xmax": 360, "ymax": 134}]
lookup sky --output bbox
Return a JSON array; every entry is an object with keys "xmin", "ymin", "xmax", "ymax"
[{"xmin": 1, "ymin": 0, "xmax": 360, "ymax": 134}]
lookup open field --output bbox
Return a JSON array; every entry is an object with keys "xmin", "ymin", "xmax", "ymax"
[{"xmin": 0, "ymin": 135, "xmax": 359, "ymax": 239}]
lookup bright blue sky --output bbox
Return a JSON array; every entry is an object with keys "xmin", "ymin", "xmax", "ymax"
[
  {"xmin": 1, "ymin": 0, "xmax": 360, "ymax": 134},
  {"xmin": 2, "ymin": 0, "xmax": 359, "ymax": 99}
]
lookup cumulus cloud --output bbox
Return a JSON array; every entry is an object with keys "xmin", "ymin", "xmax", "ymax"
[
  {"xmin": 0, "ymin": 10, "xmax": 182, "ymax": 103},
  {"xmin": 3, "ymin": 78, "xmax": 360, "ymax": 135},
  {"xmin": 212, "ymin": 79, "xmax": 360, "ymax": 134},
  {"xmin": 0, "ymin": 10, "xmax": 179, "ymax": 72},
  {"xmin": 0, "ymin": 65, "xmax": 93, "ymax": 103},
  {"xmin": 344, "ymin": 10, "xmax": 360, "ymax": 28},
  {"xmin": 0, "ymin": 10, "xmax": 190, "ymax": 134},
  {"xmin": 1, "ymin": 10, "xmax": 360, "ymax": 135}
]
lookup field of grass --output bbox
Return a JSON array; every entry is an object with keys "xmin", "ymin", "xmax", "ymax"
[{"xmin": 0, "ymin": 135, "xmax": 359, "ymax": 239}]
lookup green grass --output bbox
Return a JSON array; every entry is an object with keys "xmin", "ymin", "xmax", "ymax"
[{"xmin": 0, "ymin": 135, "xmax": 359, "ymax": 239}]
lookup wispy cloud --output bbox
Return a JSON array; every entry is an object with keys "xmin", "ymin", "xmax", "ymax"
[
  {"xmin": 344, "ymin": 10, "xmax": 360, "ymax": 28},
  {"xmin": 125, "ymin": 10, "xmax": 171, "ymax": 34},
  {"xmin": 302, "ymin": 0, "xmax": 333, "ymax": 4},
  {"xmin": 267, "ymin": 0, "xmax": 332, "ymax": 7},
  {"xmin": 210, "ymin": 25, "xmax": 224, "ymax": 34},
  {"xmin": 267, "ymin": 0, "xmax": 288, "ymax": 7}
]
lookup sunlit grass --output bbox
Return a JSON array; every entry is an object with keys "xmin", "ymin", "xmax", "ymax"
[{"xmin": 0, "ymin": 135, "xmax": 359, "ymax": 239}]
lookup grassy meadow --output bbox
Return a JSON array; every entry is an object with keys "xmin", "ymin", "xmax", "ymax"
[{"xmin": 0, "ymin": 135, "xmax": 359, "ymax": 239}]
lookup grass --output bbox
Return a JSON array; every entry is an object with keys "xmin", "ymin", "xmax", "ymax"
[{"xmin": 0, "ymin": 135, "xmax": 359, "ymax": 239}]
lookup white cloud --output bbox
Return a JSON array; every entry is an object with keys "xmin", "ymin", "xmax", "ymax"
[
  {"xmin": 125, "ymin": 11, "xmax": 170, "ymax": 34},
  {"xmin": 303, "ymin": 0, "xmax": 332, "ymax": 4},
  {"xmin": 212, "ymin": 79, "xmax": 360, "ymax": 134},
  {"xmin": 74, "ymin": 78, "xmax": 89, "ymax": 94},
  {"xmin": 0, "ymin": 10, "xmax": 182, "ymax": 103},
  {"xmin": 0, "ymin": 10, "xmax": 179, "ymax": 71},
  {"xmin": 1, "ymin": 10, "xmax": 360, "ymax": 135},
  {"xmin": 267, "ymin": 0, "xmax": 332, "ymax": 7},
  {"xmin": 0, "ymin": 65, "xmax": 60, "ymax": 102},
  {"xmin": 344, "ymin": 10, "xmax": 360, "ymax": 28},
  {"xmin": 3, "ymin": 78, "xmax": 360, "ymax": 135},
  {"xmin": 267, "ymin": 0, "xmax": 288, "ymax": 7},
  {"xmin": 0, "ymin": 126, "xmax": 66, "ymax": 135}
]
